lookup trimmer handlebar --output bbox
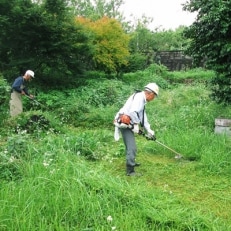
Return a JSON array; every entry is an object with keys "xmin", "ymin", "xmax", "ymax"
[
  {"xmin": 145, "ymin": 134, "xmax": 156, "ymax": 141},
  {"xmin": 138, "ymin": 130, "xmax": 156, "ymax": 141}
]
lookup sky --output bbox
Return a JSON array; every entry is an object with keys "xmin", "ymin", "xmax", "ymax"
[{"xmin": 120, "ymin": 0, "xmax": 197, "ymax": 30}]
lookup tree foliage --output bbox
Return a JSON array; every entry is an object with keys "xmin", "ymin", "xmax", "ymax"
[
  {"xmin": 0, "ymin": 0, "xmax": 193, "ymax": 89},
  {"xmin": 127, "ymin": 23, "xmax": 189, "ymax": 72},
  {"xmin": 130, "ymin": 25, "xmax": 187, "ymax": 54},
  {"xmin": 183, "ymin": 0, "xmax": 231, "ymax": 104},
  {"xmin": 76, "ymin": 16, "xmax": 130, "ymax": 73},
  {"xmin": 69, "ymin": 0, "xmax": 124, "ymax": 21},
  {"xmin": 0, "ymin": 0, "xmax": 92, "ymax": 86}
]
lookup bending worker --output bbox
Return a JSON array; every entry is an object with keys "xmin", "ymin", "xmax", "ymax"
[
  {"xmin": 10, "ymin": 70, "xmax": 35, "ymax": 117},
  {"xmin": 114, "ymin": 83, "xmax": 159, "ymax": 176}
]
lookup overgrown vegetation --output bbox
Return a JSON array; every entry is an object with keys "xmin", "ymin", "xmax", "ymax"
[
  {"xmin": 0, "ymin": 74, "xmax": 10, "ymax": 127},
  {"xmin": 0, "ymin": 68, "xmax": 231, "ymax": 230},
  {"xmin": 183, "ymin": 0, "xmax": 231, "ymax": 103},
  {"xmin": 1, "ymin": 0, "xmax": 231, "ymax": 103}
]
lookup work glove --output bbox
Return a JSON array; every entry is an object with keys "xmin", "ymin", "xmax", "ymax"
[
  {"xmin": 146, "ymin": 129, "xmax": 156, "ymax": 140},
  {"xmin": 132, "ymin": 124, "xmax": 139, "ymax": 133},
  {"xmin": 147, "ymin": 129, "xmax": 155, "ymax": 136}
]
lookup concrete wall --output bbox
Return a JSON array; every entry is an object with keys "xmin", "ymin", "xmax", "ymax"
[{"xmin": 154, "ymin": 50, "xmax": 193, "ymax": 71}]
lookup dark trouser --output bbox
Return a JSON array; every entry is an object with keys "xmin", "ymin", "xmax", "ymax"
[{"xmin": 120, "ymin": 128, "xmax": 137, "ymax": 173}]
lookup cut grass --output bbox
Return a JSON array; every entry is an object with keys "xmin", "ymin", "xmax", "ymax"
[
  {"xmin": 103, "ymin": 149, "xmax": 231, "ymax": 228},
  {"xmin": 1, "ymin": 151, "xmax": 230, "ymax": 230}
]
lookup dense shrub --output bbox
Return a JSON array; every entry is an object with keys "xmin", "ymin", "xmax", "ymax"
[
  {"xmin": 121, "ymin": 64, "xmax": 171, "ymax": 90},
  {"xmin": 123, "ymin": 53, "xmax": 147, "ymax": 73},
  {"xmin": 0, "ymin": 74, "xmax": 11, "ymax": 125}
]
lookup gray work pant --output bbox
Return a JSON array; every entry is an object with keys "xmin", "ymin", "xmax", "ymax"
[{"xmin": 120, "ymin": 128, "xmax": 137, "ymax": 167}]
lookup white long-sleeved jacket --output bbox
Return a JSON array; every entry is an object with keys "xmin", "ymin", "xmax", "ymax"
[{"xmin": 115, "ymin": 91, "xmax": 151, "ymax": 132}]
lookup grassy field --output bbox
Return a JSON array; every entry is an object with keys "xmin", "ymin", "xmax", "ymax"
[{"xmin": 0, "ymin": 67, "xmax": 231, "ymax": 230}]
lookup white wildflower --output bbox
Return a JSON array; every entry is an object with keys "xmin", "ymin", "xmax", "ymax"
[
  {"xmin": 43, "ymin": 161, "xmax": 49, "ymax": 167},
  {"xmin": 50, "ymin": 169, "xmax": 55, "ymax": 174},
  {"xmin": 20, "ymin": 130, "xmax": 27, "ymax": 134},
  {"xmin": 107, "ymin": 216, "xmax": 113, "ymax": 222},
  {"xmin": 9, "ymin": 156, "xmax": 16, "ymax": 163}
]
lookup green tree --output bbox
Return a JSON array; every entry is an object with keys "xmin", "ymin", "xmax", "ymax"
[
  {"xmin": 69, "ymin": 0, "xmax": 124, "ymax": 21},
  {"xmin": 152, "ymin": 26, "xmax": 188, "ymax": 51},
  {"xmin": 0, "ymin": 0, "xmax": 92, "ymax": 87},
  {"xmin": 127, "ymin": 21, "xmax": 188, "ymax": 72},
  {"xmin": 76, "ymin": 16, "xmax": 130, "ymax": 73},
  {"xmin": 183, "ymin": 0, "xmax": 231, "ymax": 104}
]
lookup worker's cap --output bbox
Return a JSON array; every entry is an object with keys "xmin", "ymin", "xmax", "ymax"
[
  {"xmin": 144, "ymin": 83, "xmax": 159, "ymax": 96},
  {"xmin": 25, "ymin": 70, "xmax": 35, "ymax": 78}
]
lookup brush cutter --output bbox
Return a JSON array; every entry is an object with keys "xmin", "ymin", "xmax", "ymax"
[
  {"xmin": 138, "ymin": 130, "xmax": 184, "ymax": 159},
  {"xmin": 25, "ymin": 94, "xmax": 46, "ymax": 108}
]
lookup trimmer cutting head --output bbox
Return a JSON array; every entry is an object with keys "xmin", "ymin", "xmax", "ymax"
[{"xmin": 174, "ymin": 154, "xmax": 183, "ymax": 159}]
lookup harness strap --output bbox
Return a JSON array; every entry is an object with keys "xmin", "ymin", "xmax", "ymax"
[{"xmin": 133, "ymin": 90, "xmax": 145, "ymax": 127}]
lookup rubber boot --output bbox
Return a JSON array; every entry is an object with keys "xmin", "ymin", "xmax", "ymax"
[
  {"xmin": 126, "ymin": 165, "xmax": 142, "ymax": 176},
  {"xmin": 126, "ymin": 165, "xmax": 135, "ymax": 176}
]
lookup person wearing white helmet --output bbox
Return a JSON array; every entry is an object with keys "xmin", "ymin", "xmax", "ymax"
[
  {"xmin": 10, "ymin": 70, "xmax": 35, "ymax": 117},
  {"xmin": 114, "ymin": 82, "xmax": 159, "ymax": 176}
]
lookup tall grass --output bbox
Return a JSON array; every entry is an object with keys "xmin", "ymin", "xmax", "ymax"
[
  {"xmin": 0, "ymin": 68, "xmax": 231, "ymax": 230},
  {"xmin": 0, "ymin": 152, "xmax": 227, "ymax": 230}
]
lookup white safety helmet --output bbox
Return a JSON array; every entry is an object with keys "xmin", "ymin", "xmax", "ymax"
[
  {"xmin": 25, "ymin": 70, "xmax": 35, "ymax": 78},
  {"xmin": 144, "ymin": 83, "xmax": 159, "ymax": 96}
]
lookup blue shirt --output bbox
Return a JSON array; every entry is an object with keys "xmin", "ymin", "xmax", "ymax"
[{"xmin": 11, "ymin": 76, "xmax": 29, "ymax": 95}]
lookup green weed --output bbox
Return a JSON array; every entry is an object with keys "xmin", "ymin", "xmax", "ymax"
[{"xmin": 1, "ymin": 68, "xmax": 231, "ymax": 230}]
